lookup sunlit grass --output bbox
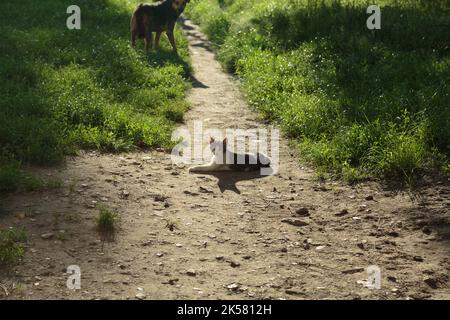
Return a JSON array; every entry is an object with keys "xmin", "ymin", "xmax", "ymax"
[{"xmin": 187, "ymin": 0, "xmax": 450, "ymax": 183}]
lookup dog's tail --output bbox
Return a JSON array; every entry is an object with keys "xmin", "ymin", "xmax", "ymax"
[{"xmin": 130, "ymin": 3, "xmax": 145, "ymax": 46}]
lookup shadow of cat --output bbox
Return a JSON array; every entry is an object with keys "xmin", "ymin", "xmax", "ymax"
[{"xmin": 207, "ymin": 170, "xmax": 273, "ymax": 194}]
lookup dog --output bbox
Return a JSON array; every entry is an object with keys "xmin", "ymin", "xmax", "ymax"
[{"xmin": 130, "ymin": 0, "xmax": 190, "ymax": 53}]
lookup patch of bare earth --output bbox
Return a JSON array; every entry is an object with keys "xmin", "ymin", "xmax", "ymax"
[{"xmin": 0, "ymin": 19, "xmax": 449, "ymax": 300}]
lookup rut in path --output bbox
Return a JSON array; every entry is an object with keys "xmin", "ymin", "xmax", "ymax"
[{"xmin": 1, "ymin": 19, "xmax": 449, "ymax": 300}]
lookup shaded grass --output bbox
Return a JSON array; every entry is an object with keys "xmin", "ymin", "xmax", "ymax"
[
  {"xmin": 186, "ymin": 0, "xmax": 450, "ymax": 183},
  {"xmin": 0, "ymin": 228, "xmax": 27, "ymax": 265},
  {"xmin": 0, "ymin": 0, "xmax": 191, "ymax": 192}
]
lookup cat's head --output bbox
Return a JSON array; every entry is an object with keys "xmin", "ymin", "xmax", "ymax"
[{"xmin": 209, "ymin": 137, "xmax": 227, "ymax": 155}]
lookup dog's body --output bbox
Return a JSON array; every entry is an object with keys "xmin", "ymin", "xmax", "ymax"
[{"xmin": 130, "ymin": 0, "xmax": 189, "ymax": 52}]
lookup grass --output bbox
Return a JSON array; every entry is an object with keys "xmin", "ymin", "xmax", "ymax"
[
  {"xmin": 164, "ymin": 218, "xmax": 178, "ymax": 231},
  {"xmin": 96, "ymin": 206, "xmax": 118, "ymax": 232},
  {"xmin": 186, "ymin": 0, "xmax": 450, "ymax": 183},
  {"xmin": 0, "ymin": 162, "xmax": 63, "ymax": 194},
  {"xmin": 0, "ymin": 0, "xmax": 191, "ymax": 193},
  {"xmin": 0, "ymin": 228, "xmax": 27, "ymax": 265}
]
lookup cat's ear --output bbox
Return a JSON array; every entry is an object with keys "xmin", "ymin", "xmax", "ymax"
[{"xmin": 209, "ymin": 136, "xmax": 215, "ymax": 144}]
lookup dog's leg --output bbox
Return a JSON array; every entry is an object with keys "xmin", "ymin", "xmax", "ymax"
[
  {"xmin": 144, "ymin": 30, "xmax": 153, "ymax": 52},
  {"xmin": 130, "ymin": 13, "xmax": 138, "ymax": 48},
  {"xmin": 154, "ymin": 32, "xmax": 162, "ymax": 49},
  {"xmin": 131, "ymin": 30, "xmax": 137, "ymax": 48},
  {"xmin": 166, "ymin": 24, "xmax": 177, "ymax": 53},
  {"xmin": 143, "ymin": 14, "xmax": 153, "ymax": 52}
]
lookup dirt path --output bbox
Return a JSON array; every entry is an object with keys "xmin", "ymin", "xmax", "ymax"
[{"xmin": 1, "ymin": 19, "xmax": 449, "ymax": 300}]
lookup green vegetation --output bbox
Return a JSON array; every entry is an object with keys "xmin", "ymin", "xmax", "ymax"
[
  {"xmin": 187, "ymin": 0, "xmax": 450, "ymax": 182},
  {"xmin": 97, "ymin": 206, "xmax": 119, "ymax": 232},
  {"xmin": 0, "ymin": 0, "xmax": 191, "ymax": 192},
  {"xmin": 0, "ymin": 228, "xmax": 27, "ymax": 265}
]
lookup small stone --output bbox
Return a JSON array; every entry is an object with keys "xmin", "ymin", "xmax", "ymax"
[
  {"xmin": 186, "ymin": 269, "xmax": 197, "ymax": 277},
  {"xmin": 295, "ymin": 207, "xmax": 310, "ymax": 216},
  {"xmin": 285, "ymin": 288, "xmax": 305, "ymax": 296},
  {"xmin": 226, "ymin": 283, "xmax": 240, "ymax": 291},
  {"xmin": 41, "ymin": 233, "xmax": 54, "ymax": 240},
  {"xmin": 164, "ymin": 278, "xmax": 179, "ymax": 285},
  {"xmin": 342, "ymin": 267, "xmax": 365, "ymax": 274},
  {"xmin": 413, "ymin": 256, "xmax": 424, "ymax": 262},
  {"xmin": 357, "ymin": 242, "xmax": 366, "ymax": 250},
  {"xmin": 229, "ymin": 260, "xmax": 240, "ymax": 268},
  {"xmin": 199, "ymin": 186, "xmax": 213, "ymax": 194},
  {"xmin": 183, "ymin": 190, "xmax": 198, "ymax": 196},
  {"xmin": 154, "ymin": 194, "xmax": 167, "ymax": 202},
  {"xmin": 135, "ymin": 293, "xmax": 146, "ymax": 300},
  {"xmin": 424, "ymin": 276, "xmax": 439, "ymax": 289},
  {"xmin": 365, "ymin": 195, "xmax": 374, "ymax": 201},
  {"xmin": 335, "ymin": 209, "xmax": 349, "ymax": 216},
  {"xmin": 387, "ymin": 276, "xmax": 397, "ymax": 282},
  {"xmin": 281, "ymin": 218, "xmax": 309, "ymax": 227},
  {"xmin": 16, "ymin": 213, "xmax": 26, "ymax": 219},
  {"xmin": 358, "ymin": 205, "xmax": 368, "ymax": 212},
  {"xmin": 387, "ymin": 231, "xmax": 400, "ymax": 237}
]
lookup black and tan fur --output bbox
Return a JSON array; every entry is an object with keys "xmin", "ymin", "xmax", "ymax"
[{"xmin": 130, "ymin": 0, "xmax": 190, "ymax": 53}]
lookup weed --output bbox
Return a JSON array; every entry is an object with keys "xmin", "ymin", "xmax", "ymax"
[
  {"xmin": 0, "ymin": 228, "xmax": 27, "ymax": 265},
  {"xmin": 97, "ymin": 206, "xmax": 118, "ymax": 232}
]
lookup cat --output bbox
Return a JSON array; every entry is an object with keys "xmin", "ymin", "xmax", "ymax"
[{"xmin": 188, "ymin": 137, "xmax": 271, "ymax": 173}]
